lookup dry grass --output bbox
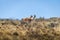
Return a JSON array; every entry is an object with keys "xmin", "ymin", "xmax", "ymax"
[{"xmin": 0, "ymin": 17, "xmax": 60, "ymax": 40}]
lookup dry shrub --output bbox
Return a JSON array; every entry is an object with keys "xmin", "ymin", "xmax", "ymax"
[{"xmin": 0, "ymin": 17, "xmax": 60, "ymax": 40}]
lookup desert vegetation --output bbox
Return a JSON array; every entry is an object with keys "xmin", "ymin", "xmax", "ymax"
[{"xmin": 0, "ymin": 16, "xmax": 60, "ymax": 40}]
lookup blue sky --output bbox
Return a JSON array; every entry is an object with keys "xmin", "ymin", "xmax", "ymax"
[{"xmin": 0, "ymin": 0, "xmax": 60, "ymax": 19}]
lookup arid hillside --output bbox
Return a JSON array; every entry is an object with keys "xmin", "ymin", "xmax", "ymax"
[{"xmin": 0, "ymin": 17, "xmax": 60, "ymax": 40}]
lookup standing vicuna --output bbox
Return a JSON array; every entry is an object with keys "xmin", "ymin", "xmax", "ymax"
[{"xmin": 22, "ymin": 15, "xmax": 36, "ymax": 22}]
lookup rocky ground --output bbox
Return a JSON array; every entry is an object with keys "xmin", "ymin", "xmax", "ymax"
[{"xmin": 0, "ymin": 17, "xmax": 60, "ymax": 40}]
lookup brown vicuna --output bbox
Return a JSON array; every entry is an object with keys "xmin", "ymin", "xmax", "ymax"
[
  {"xmin": 22, "ymin": 15, "xmax": 36, "ymax": 22},
  {"xmin": 22, "ymin": 16, "xmax": 33, "ymax": 22}
]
